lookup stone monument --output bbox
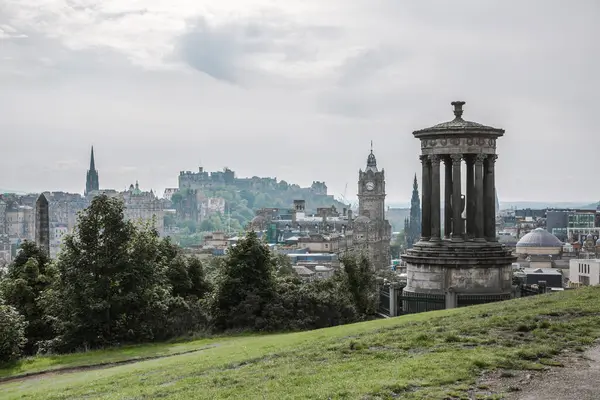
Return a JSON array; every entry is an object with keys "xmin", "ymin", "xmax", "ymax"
[
  {"xmin": 401, "ymin": 101, "xmax": 516, "ymax": 312},
  {"xmin": 35, "ymin": 193, "xmax": 50, "ymax": 256}
]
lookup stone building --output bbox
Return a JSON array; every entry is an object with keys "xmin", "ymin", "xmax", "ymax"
[
  {"xmin": 200, "ymin": 197, "xmax": 226, "ymax": 220},
  {"xmin": 46, "ymin": 192, "xmax": 88, "ymax": 231},
  {"xmin": 353, "ymin": 147, "xmax": 392, "ymax": 270},
  {"xmin": 178, "ymin": 167, "xmax": 236, "ymax": 190},
  {"xmin": 163, "ymin": 188, "xmax": 179, "ymax": 202},
  {"xmin": 402, "ymin": 101, "xmax": 516, "ymax": 311},
  {"xmin": 0, "ymin": 233, "xmax": 10, "ymax": 269},
  {"xmin": 310, "ymin": 181, "xmax": 328, "ymax": 195},
  {"xmin": 120, "ymin": 182, "xmax": 165, "ymax": 235},
  {"xmin": 5, "ymin": 203, "xmax": 34, "ymax": 241},
  {"xmin": 248, "ymin": 199, "xmax": 353, "ymax": 251},
  {"xmin": 0, "ymin": 199, "xmax": 6, "ymax": 234}
]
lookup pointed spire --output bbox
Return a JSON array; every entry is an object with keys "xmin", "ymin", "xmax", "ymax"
[
  {"xmin": 413, "ymin": 173, "xmax": 418, "ymax": 190},
  {"xmin": 85, "ymin": 145, "xmax": 99, "ymax": 196},
  {"xmin": 90, "ymin": 146, "xmax": 96, "ymax": 171},
  {"xmin": 366, "ymin": 141, "xmax": 377, "ymax": 170}
]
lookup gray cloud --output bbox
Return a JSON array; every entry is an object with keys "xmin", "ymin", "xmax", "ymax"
[
  {"xmin": 179, "ymin": 18, "xmax": 247, "ymax": 83},
  {"xmin": 0, "ymin": 0, "xmax": 598, "ymax": 203},
  {"xmin": 178, "ymin": 14, "xmax": 343, "ymax": 85}
]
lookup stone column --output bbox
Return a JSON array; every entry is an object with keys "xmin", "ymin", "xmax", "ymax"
[
  {"xmin": 474, "ymin": 154, "xmax": 486, "ymax": 241},
  {"xmin": 420, "ymin": 155, "xmax": 431, "ymax": 241},
  {"xmin": 465, "ymin": 156, "xmax": 475, "ymax": 239},
  {"xmin": 451, "ymin": 154, "xmax": 463, "ymax": 241},
  {"xmin": 484, "ymin": 154, "xmax": 498, "ymax": 241},
  {"xmin": 430, "ymin": 155, "xmax": 441, "ymax": 241},
  {"xmin": 443, "ymin": 156, "xmax": 452, "ymax": 239}
]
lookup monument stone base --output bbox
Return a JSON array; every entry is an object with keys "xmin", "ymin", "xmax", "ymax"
[{"xmin": 401, "ymin": 240, "xmax": 517, "ymax": 311}]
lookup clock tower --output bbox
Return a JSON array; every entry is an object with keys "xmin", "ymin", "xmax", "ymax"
[
  {"xmin": 358, "ymin": 148, "xmax": 386, "ymax": 221},
  {"xmin": 353, "ymin": 145, "xmax": 392, "ymax": 270}
]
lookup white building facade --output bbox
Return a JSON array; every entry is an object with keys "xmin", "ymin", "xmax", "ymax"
[{"xmin": 569, "ymin": 258, "xmax": 600, "ymax": 286}]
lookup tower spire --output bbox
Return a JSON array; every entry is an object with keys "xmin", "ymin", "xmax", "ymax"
[
  {"xmin": 85, "ymin": 146, "xmax": 99, "ymax": 196},
  {"xmin": 366, "ymin": 142, "xmax": 377, "ymax": 170},
  {"xmin": 90, "ymin": 146, "xmax": 96, "ymax": 170}
]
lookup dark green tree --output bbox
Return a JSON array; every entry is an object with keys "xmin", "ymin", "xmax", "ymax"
[
  {"xmin": 186, "ymin": 257, "xmax": 210, "ymax": 299},
  {"xmin": 0, "ymin": 241, "xmax": 55, "ymax": 354},
  {"xmin": 43, "ymin": 195, "xmax": 172, "ymax": 352},
  {"xmin": 161, "ymin": 237, "xmax": 210, "ymax": 299},
  {"xmin": 209, "ymin": 231, "xmax": 276, "ymax": 331},
  {"xmin": 272, "ymin": 253, "xmax": 296, "ymax": 277},
  {"xmin": 339, "ymin": 252, "xmax": 377, "ymax": 316}
]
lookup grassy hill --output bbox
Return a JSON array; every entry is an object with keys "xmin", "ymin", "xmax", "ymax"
[{"xmin": 2, "ymin": 287, "xmax": 600, "ymax": 399}]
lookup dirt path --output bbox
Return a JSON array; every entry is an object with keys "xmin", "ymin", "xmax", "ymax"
[
  {"xmin": 0, "ymin": 345, "xmax": 217, "ymax": 385},
  {"xmin": 506, "ymin": 345, "xmax": 600, "ymax": 400}
]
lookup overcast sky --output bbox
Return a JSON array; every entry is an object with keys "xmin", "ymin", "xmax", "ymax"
[{"xmin": 1, "ymin": 0, "xmax": 598, "ymax": 204}]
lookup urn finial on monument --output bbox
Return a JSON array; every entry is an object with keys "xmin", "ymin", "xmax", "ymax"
[{"xmin": 451, "ymin": 101, "xmax": 465, "ymax": 119}]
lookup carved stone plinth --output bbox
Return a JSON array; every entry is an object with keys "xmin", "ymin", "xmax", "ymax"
[{"xmin": 403, "ymin": 241, "xmax": 516, "ymax": 296}]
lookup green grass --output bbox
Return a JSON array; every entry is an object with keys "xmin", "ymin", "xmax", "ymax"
[
  {"xmin": 0, "ymin": 336, "xmax": 234, "ymax": 380},
  {"xmin": 3, "ymin": 287, "xmax": 600, "ymax": 399}
]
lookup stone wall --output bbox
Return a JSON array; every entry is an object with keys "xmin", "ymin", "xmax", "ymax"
[{"xmin": 405, "ymin": 263, "xmax": 512, "ymax": 294}]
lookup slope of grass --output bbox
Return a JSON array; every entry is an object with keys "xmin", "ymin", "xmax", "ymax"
[
  {"xmin": 3, "ymin": 287, "xmax": 600, "ymax": 400},
  {"xmin": 0, "ymin": 336, "xmax": 228, "ymax": 380}
]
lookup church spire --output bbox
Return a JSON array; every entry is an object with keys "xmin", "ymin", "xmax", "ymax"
[
  {"xmin": 406, "ymin": 172, "xmax": 421, "ymax": 249},
  {"xmin": 90, "ymin": 146, "xmax": 96, "ymax": 171},
  {"xmin": 85, "ymin": 146, "xmax": 99, "ymax": 196}
]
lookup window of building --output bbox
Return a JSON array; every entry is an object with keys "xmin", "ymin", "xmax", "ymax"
[{"xmin": 580, "ymin": 275, "xmax": 590, "ymax": 286}]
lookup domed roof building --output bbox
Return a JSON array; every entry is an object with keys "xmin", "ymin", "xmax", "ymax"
[
  {"xmin": 516, "ymin": 228, "xmax": 563, "ymax": 268},
  {"xmin": 516, "ymin": 228, "xmax": 563, "ymax": 250}
]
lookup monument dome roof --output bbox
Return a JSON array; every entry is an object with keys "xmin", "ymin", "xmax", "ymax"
[
  {"xmin": 413, "ymin": 101, "xmax": 505, "ymax": 137},
  {"xmin": 516, "ymin": 228, "xmax": 563, "ymax": 248}
]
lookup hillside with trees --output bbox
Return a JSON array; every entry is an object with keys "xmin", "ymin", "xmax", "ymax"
[
  {"xmin": 168, "ymin": 175, "xmax": 350, "ymax": 243},
  {"xmin": 0, "ymin": 195, "xmax": 376, "ymax": 361}
]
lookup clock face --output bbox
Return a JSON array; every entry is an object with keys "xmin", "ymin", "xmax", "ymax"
[{"xmin": 365, "ymin": 181, "xmax": 375, "ymax": 191}]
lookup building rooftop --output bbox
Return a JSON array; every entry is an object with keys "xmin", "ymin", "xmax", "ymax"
[
  {"xmin": 516, "ymin": 228, "xmax": 563, "ymax": 248},
  {"xmin": 518, "ymin": 267, "xmax": 563, "ymax": 276}
]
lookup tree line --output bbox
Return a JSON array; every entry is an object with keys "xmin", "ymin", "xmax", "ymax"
[{"xmin": 0, "ymin": 195, "xmax": 377, "ymax": 362}]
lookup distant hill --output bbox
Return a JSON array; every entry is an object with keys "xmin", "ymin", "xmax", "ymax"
[
  {"xmin": 500, "ymin": 201, "xmax": 598, "ymax": 210},
  {"xmin": 0, "ymin": 188, "xmax": 27, "ymax": 195}
]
